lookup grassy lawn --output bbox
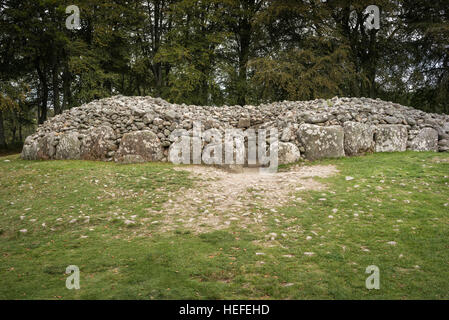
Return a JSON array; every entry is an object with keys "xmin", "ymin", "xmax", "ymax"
[{"xmin": 0, "ymin": 152, "xmax": 448, "ymax": 299}]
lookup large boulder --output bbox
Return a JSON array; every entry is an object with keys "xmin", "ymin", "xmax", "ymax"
[
  {"xmin": 374, "ymin": 125, "xmax": 407, "ymax": 152},
  {"xmin": 278, "ymin": 142, "xmax": 301, "ymax": 165},
  {"xmin": 343, "ymin": 122, "xmax": 375, "ymax": 156},
  {"xmin": 115, "ymin": 130, "xmax": 163, "ymax": 163},
  {"xmin": 36, "ymin": 133, "xmax": 58, "ymax": 160},
  {"xmin": 409, "ymin": 128, "xmax": 438, "ymax": 152},
  {"xmin": 298, "ymin": 124, "xmax": 345, "ymax": 160},
  {"xmin": 55, "ymin": 132, "xmax": 81, "ymax": 160},
  {"xmin": 81, "ymin": 126, "xmax": 117, "ymax": 160},
  {"xmin": 21, "ymin": 137, "xmax": 38, "ymax": 160}
]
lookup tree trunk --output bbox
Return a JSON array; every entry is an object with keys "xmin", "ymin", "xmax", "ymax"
[
  {"xmin": 237, "ymin": 19, "xmax": 251, "ymax": 106},
  {"xmin": 52, "ymin": 54, "xmax": 61, "ymax": 115},
  {"xmin": 151, "ymin": 63, "xmax": 163, "ymax": 96},
  {"xmin": 151, "ymin": 0, "xmax": 163, "ymax": 96},
  {"xmin": 11, "ymin": 123, "xmax": 16, "ymax": 143},
  {"xmin": 62, "ymin": 62, "xmax": 72, "ymax": 110},
  {"xmin": 19, "ymin": 121, "xmax": 22, "ymax": 143},
  {"xmin": 0, "ymin": 110, "xmax": 6, "ymax": 149},
  {"xmin": 40, "ymin": 75, "xmax": 48, "ymax": 124},
  {"xmin": 36, "ymin": 60, "xmax": 48, "ymax": 124},
  {"xmin": 367, "ymin": 30, "xmax": 378, "ymax": 98}
]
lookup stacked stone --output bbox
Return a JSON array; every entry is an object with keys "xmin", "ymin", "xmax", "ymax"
[{"xmin": 21, "ymin": 95, "xmax": 449, "ymax": 165}]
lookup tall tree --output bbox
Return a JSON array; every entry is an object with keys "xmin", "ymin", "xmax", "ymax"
[
  {"xmin": 249, "ymin": 0, "xmax": 354, "ymax": 101},
  {"xmin": 222, "ymin": 0, "xmax": 267, "ymax": 105},
  {"xmin": 156, "ymin": 0, "xmax": 226, "ymax": 104},
  {"xmin": 402, "ymin": 0, "xmax": 449, "ymax": 114}
]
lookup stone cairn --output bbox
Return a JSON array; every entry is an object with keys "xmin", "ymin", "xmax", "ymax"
[{"xmin": 22, "ymin": 96, "xmax": 449, "ymax": 166}]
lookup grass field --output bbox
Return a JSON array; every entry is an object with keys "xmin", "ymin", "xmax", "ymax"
[{"xmin": 0, "ymin": 152, "xmax": 448, "ymax": 299}]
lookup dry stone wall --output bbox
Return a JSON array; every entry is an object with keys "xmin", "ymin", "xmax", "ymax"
[{"xmin": 22, "ymin": 96, "xmax": 449, "ymax": 165}]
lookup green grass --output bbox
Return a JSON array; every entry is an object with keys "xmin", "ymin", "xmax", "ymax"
[{"xmin": 0, "ymin": 152, "xmax": 448, "ymax": 299}]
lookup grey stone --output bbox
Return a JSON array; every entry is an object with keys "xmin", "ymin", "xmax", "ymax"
[
  {"xmin": 238, "ymin": 117, "xmax": 250, "ymax": 128},
  {"xmin": 385, "ymin": 116, "xmax": 400, "ymax": 124},
  {"xmin": 305, "ymin": 113, "xmax": 329, "ymax": 124},
  {"xmin": 278, "ymin": 142, "xmax": 301, "ymax": 165},
  {"xmin": 21, "ymin": 138, "xmax": 38, "ymax": 160},
  {"xmin": 55, "ymin": 132, "xmax": 81, "ymax": 159},
  {"xmin": 298, "ymin": 124, "xmax": 345, "ymax": 160},
  {"xmin": 374, "ymin": 125, "xmax": 407, "ymax": 152},
  {"xmin": 81, "ymin": 126, "xmax": 117, "ymax": 160},
  {"xmin": 343, "ymin": 122, "xmax": 375, "ymax": 156},
  {"xmin": 409, "ymin": 128, "xmax": 438, "ymax": 152},
  {"xmin": 443, "ymin": 123, "xmax": 449, "ymax": 133},
  {"xmin": 142, "ymin": 112, "xmax": 155, "ymax": 125},
  {"xmin": 115, "ymin": 130, "xmax": 163, "ymax": 163},
  {"xmin": 162, "ymin": 110, "xmax": 179, "ymax": 121},
  {"xmin": 281, "ymin": 126, "xmax": 293, "ymax": 142},
  {"xmin": 406, "ymin": 117, "xmax": 416, "ymax": 126},
  {"xmin": 439, "ymin": 139, "xmax": 449, "ymax": 152},
  {"xmin": 36, "ymin": 133, "xmax": 58, "ymax": 160}
]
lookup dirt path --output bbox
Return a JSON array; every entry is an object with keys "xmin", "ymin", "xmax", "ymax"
[{"xmin": 158, "ymin": 164, "xmax": 339, "ymax": 233}]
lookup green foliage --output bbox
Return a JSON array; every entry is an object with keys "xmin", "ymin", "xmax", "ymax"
[
  {"xmin": 250, "ymin": 42, "xmax": 353, "ymax": 101},
  {"xmin": 154, "ymin": 0, "xmax": 226, "ymax": 105},
  {"xmin": 0, "ymin": 0, "xmax": 448, "ymax": 148}
]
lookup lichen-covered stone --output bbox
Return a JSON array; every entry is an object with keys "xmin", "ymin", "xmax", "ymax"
[
  {"xmin": 55, "ymin": 132, "xmax": 81, "ymax": 160},
  {"xmin": 21, "ymin": 137, "xmax": 38, "ymax": 160},
  {"xmin": 115, "ymin": 130, "xmax": 163, "ymax": 163},
  {"xmin": 298, "ymin": 124, "xmax": 345, "ymax": 160},
  {"xmin": 36, "ymin": 133, "xmax": 58, "ymax": 160},
  {"xmin": 374, "ymin": 125, "xmax": 407, "ymax": 152},
  {"xmin": 81, "ymin": 126, "xmax": 117, "ymax": 160},
  {"xmin": 278, "ymin": 142, "xmax": 301, "ymax": 164},
  {"xmin": 409, "ymin": 128, "xmax": 438, "ymax": 152},
  {"xmin": 343, "ymin": 122, "xmax": 375, "ymax": 156}
]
